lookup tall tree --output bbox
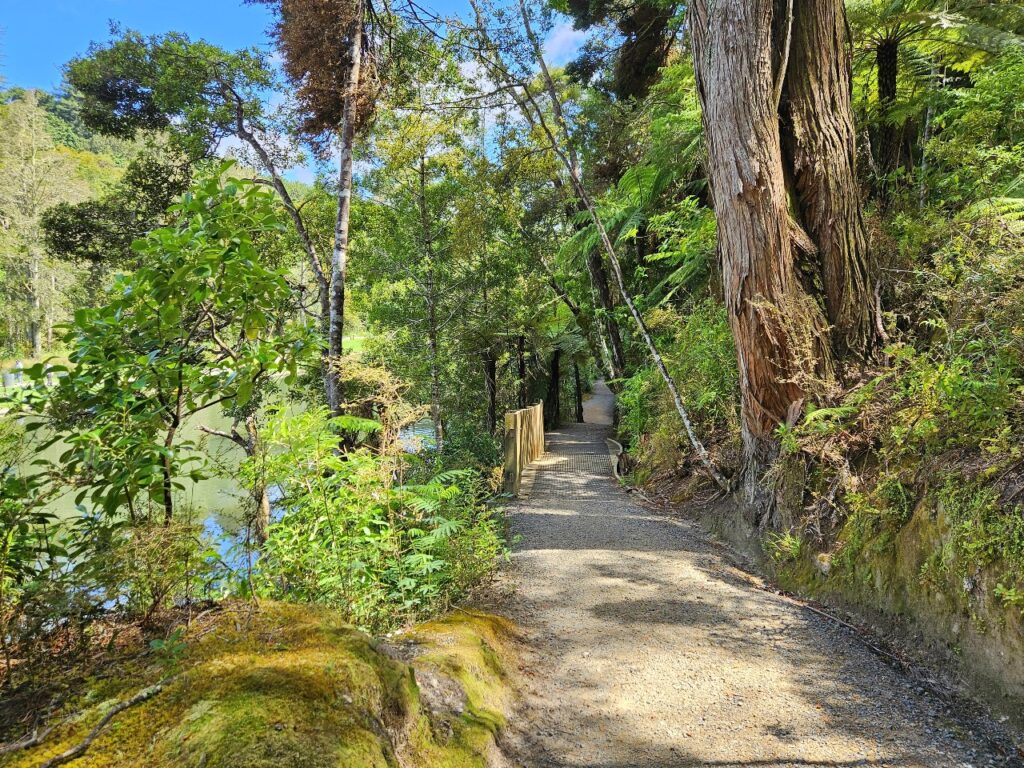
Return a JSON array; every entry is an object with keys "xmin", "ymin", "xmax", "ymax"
[
  {"xmin": 258, "ymin": 0, "xmax": 379, "ymax": 416},
  {"xmin": 690, "ymin": 0, "xmax": 881, "ymax": 522},
  {"xmin": 66, "ymin": 31, "xmax": 331, "ymax": 372}
]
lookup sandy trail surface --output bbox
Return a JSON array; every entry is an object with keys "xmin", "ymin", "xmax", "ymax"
[{"xmin": 501, "ymin": 380, "xmax": 1015, "ymax": 768}]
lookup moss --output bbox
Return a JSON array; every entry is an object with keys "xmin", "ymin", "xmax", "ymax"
[
  {"xmin": 406, "ymin": 611, "xmax": 516, "ymax": 739},
  {"xmin": 767, "ymin": 468, "xmax": 1024, "ymax": 724},
  {"xmin": 1, "ymin": 603, "xmax": 518, "ymax": 768}
]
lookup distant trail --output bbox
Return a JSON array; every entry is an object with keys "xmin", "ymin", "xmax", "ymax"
[{"xmin": 501, "ymin": 380, "xmax": 1012, "ymax": 767}]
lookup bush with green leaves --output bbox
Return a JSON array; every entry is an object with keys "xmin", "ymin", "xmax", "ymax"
[
  {"xmin": 618, "ymin": 299, "xmax": 738, "ymax": 464},
  {"xmin": 0, "ymin": 167, "xmax": 311, "ymax": 682},
  {"xmin": 16, "ymin": 164, "xmax": 308, "ymax": 526},
  {"xmin": 247, "ymin": 407, "xmax": 505, "ymax": 632},
  {"xmin": 0, "ymin": 417, "xmax": 220, "ymax": 684}
]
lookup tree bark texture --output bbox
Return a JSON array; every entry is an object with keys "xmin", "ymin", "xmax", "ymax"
[
  {"xmin": 326, "ymin": 0, "xmax": 364, "ymax": 416},
  {"xmin": 782, "ymin": 1, "xmax": 881, "ymax": 361},
  {"xmin": 691, "ymin": 0, "xmax": 875, "ymax": 522}
]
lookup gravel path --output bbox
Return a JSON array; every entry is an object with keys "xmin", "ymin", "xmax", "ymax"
[{"xmin": 501, "ymin": 380, "xmax": 1017, "ymax": 768}]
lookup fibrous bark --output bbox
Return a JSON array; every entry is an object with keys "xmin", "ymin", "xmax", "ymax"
[
  {"xmin": 691, "ymin": 0, "xmax": 878, "ymax": 523},
  {"xmin": 782, "ymin": 0, "xmax": 880, "ymax": 361}
]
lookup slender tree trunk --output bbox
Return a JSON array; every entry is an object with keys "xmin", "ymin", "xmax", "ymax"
[
  {"xmin": 484, "ymin": 352, "xmax": 497, "ymax": 434},
  {"xmin": 875, "ymin": 39, "xmax": 900, "ymax": 198},
  {"xmin": 228, "ymin": 94, "xmax": 329, "ymax": 331},
  {"xmin": 918, "ymin": 65, "xmax": 941, "ymax": 209},
  {"xmin": 586, "ymin": 249, "xmax": 627, "ymax": 380},
  {"xmin": 517, "ymin": 335, "xmax": 528, "ymax": 409},
  {"xmin": 326, "ymin": 4, "xmax": 364, "ymax": 416},
  {"xmin": 242, "ymin": 417, "xmax": 270, "ymax": 545},
  {"xmin": 45, "ymin": 270, "xmax": 56, "ymax": 351},
  {"xmin": 28, "ymin": 254, "xmax": 42, "ymax": 358},
  {"xmin": 161, "ymin": 424, "xmax": 177, "ymax": 525},
  {"xmin": 416, "ymin": 156, "xmax": 444, "ymax": 452},
  {"xmin": 427, "ymin": 285, "xmax": 443, "ymax": 451},
  {"xmin": 573, "ymin": 361, "xmax": 584, "ymax": 423},
  {"xmin": 544, "ymin": 349, "xmax": 561, "ymax": 429},
  {"xmin": 562, "ymin": 195, "xmax": 627, "ymax": 379}
]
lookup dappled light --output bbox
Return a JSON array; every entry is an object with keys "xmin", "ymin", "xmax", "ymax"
[{"xmin": 1, "ymin": 0, "xmax": 1023, "ymax": 764}]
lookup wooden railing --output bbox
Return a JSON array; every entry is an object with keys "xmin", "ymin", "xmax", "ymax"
[{"xmin": 502, "ymin": 401, "xmax": 545, "ymax": 494}]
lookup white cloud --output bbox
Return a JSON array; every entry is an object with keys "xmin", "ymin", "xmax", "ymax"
[{"xmin": 543, "ymin": 22, "xmax": 586, "ymax": 66}]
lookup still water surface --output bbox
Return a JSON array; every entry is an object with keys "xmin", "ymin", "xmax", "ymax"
[{"xmin": 22, "ymin": 411, "xmax": 437, "ymax": 539}]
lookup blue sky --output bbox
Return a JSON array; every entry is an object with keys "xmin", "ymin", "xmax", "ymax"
[
  {"xmin": 1, "ymin": 1, "xmax": 274, "ymax": 90},
  {"xmin": 0, "ymin": 0, "xmax": 585, "ymax": 182},
  {"xmin": 0, "ymin": 0, "xmax": 585, "ymax": 91}
]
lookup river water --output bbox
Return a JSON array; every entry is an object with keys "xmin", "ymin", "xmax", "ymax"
[{"xmin": 19, "ymin": 412, "xmax": 438, "ymax": 537}]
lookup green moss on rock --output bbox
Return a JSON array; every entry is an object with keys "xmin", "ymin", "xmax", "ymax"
[{"xmin": 1, "ymin": 603, "xmax": 519, "ymax": 768}]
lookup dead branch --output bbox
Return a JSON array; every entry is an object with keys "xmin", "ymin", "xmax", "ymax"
[{"xmin": 39, "ymin": 678, "xmax": 173, "ymax": 768}]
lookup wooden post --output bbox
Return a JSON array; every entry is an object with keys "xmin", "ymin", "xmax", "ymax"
[{"xmin": 503, "ymin": 412, "xmax": 519, "ymax": 494}]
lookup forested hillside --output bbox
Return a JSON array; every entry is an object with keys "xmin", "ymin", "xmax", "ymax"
[
  {"xmin": 0, "ymin": 88, "xmax": 139, "ymax": 359},
  {"xmin": 2, "ymin": 0, "xmax": 1024, "ymax": 763}
]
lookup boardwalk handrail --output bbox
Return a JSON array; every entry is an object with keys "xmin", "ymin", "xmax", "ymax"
[{"xmin": 502, "ymin": 401, "xmax": 544, "ymax": 494}]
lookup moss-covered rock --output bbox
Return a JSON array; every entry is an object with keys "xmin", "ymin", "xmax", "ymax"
[{"xmin": 1, "ymin": 603, "xmax": 518, "ymax": 768}]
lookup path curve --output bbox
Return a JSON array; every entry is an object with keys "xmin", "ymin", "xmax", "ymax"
[{"xmin": 502, "ymin": 381, "xmax": 1012, "ymax": 767}]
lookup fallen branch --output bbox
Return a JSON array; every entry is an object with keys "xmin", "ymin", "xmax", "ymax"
[
  {"xmin": 39, "ymin": 678, "xmax": 172, "ymax": 768},
  {"xmin": 0, "ymin": 725, "xmax": 55, "ymax": 756}
]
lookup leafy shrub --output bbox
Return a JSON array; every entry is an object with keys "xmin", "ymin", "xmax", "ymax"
[
  {"xmin": 767, "ymin": 532, "xmax": 804, "ymax": 563},
  {"xmin": 248, "ymin": 407, "xmax": 505, "ymax": 631},
  {"xmin": 619, "ymin": 299, "xmax": 738, "ymax": 459}
]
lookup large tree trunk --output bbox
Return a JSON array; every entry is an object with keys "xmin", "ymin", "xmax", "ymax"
[
  {"xmin": 692, "ymin": 0, "xmax": 851, "ymax": 524},
  {"xmin": 326, "ymin": 3, "xmax": 364, "ymax": 416},
  {"xmin": 782, "ymin": 0, "xmax": 881, "ymax": 362}
]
